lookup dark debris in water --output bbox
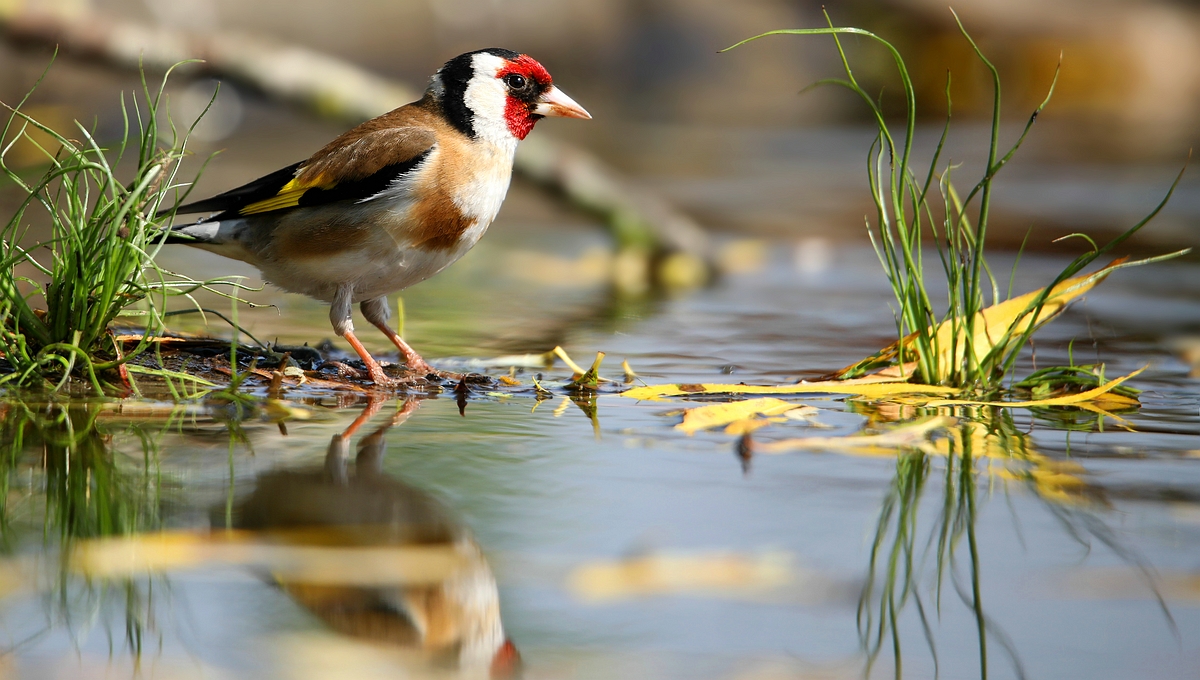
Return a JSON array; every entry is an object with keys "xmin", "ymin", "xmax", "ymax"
[{"xmin": 119, "ymin": 334, "xmax": 494, "ymax": 396}]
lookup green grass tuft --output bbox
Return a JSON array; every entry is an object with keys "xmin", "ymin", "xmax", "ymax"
[
  {"xmin": 0, "ymin": 57, "xmax": 247, "ymax": 393},
  {"xmin": 726, "ymin": 10, "xmax": 1189, "ymax": 394}
]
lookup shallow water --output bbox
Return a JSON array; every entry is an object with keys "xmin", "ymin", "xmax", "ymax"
[{"xmin": 1, "ymin": 232, "xmax": 1198, "ymax": 679}]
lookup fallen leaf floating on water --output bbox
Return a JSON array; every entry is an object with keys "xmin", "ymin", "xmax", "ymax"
[
  {"xmin": 622, "ymin": 376, "xmax": 958, "ymax": 401},
  {"xmin": 567, "ymin": 550, "xmax": 793, "ymax": 603},
  {"xmin": 621, "ymin": 259, "xmax": 1147, "ymax": 400},
  {"xmin": 919, "ymin": 367, "xmax": 1146, "ymax": 409},
  {"xmin": 677, "ymin": 397, "xmax": 803, "ymax": 434},
  {"xmin": 621, "ymin": 359, "xmax": 638, "ymax": 383},
  {"xmin": 622, "ymin": 359, "xmax": 1141, "ymax": 413},
  {"xmin": 571, "ymin": 351, "xmax": 606, "ymax": 390}
]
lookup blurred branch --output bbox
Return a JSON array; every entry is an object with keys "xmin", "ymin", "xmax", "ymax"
[{"xmin": 0, "ymin": 4, "xmax": 711, "ymax": 269}]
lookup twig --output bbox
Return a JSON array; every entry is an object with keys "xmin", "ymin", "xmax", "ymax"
[{"xmin": 0, "ymin": 4, "xmax": 711, "ymax": 266}]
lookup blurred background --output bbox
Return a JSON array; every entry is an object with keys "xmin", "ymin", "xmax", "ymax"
[
  {"xmin": 3, "ymin": 0, "xmax": 1200, "ymax": 254},
  {"xmin": 2, "ymin": 5, "xmax": 1200, "ymax": 679}
]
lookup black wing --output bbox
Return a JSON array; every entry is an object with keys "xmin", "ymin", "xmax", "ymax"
[
  {"xmin": 164, "ymin": 162, "xmax": 304, "ymax": 219},
  {"xmin": 161, "ymin": 125, "xmax": 437, "ymax": 221}
]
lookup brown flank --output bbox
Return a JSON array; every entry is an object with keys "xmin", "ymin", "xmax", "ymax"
[
  {"xmin": 276, "ymin": 214, "xmax": 374, "ymax": 259},
  {"xmin": 297, "ymin": 96, "xmax": 477, "ymax": 253}
]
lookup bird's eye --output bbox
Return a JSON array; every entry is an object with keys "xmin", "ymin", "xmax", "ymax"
[{"xmin": 504, "ymin": 73, "xmax": 527, "ymax": 90}]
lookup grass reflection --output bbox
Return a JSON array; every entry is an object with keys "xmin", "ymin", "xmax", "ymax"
[
  {"xmin": 855, "ymin": 413, "xmax": 1024, "ymax": 680},
  {"xmin": 0, "ymin": 400, "xmax": 171, "ymax": 659},
  {"xmin": 0, "ymin": 395, "xmax": 520, "ymax": 676},
  {"xmin": 851, "ymin": 404, "xmax": 1176, "ymax": 679},
  {"xmin": 0, "ymin": 401, "xmax": 166, "ymax": 540}
]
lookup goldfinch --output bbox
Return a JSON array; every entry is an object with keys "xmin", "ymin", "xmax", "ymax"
[{"xmin": 166, "ymin": 48, "xmax": 590, "ymax": 386}]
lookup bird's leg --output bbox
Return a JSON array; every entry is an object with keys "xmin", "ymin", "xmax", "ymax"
[
  {"xmin": 329, "ymin": 287, "xmax": 398, "ymax": 387},
  {"xmin": 340, "ymin": 330, "xmax": 400, "ymax": 386},
  {"xmin": 360, "ymin": 297, "xmax": 438, "ymax": 376}
]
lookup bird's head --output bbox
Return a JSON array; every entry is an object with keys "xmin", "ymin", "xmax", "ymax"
[{"xmin": 430, "ymin": 48, "xmax": 590, "ymax": 144}]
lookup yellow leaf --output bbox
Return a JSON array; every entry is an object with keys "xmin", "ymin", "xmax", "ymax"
[
  {"xmin": 833, "ymin": 259, "xmax": 1129, "ymax": 381},
  {"xmin": 922, "ymin": 367, "xmax": 1145, "ymax": 408},
  {"xmin": 621, "ymin": 359, "xmax": 638, "ymax": 383},
  {"xmin": 623, "ymin": 377, "xmax": 957, "ymax": 401},
  {"xmin": 677, "ymin": 397, "xmax": 801, "ymax": 434},
  {"xmin": 1087, "ymin": 391, "xmax": 1141, "ymax": 409},
  {"xmin": 552, "ymin": 345, "xmax": 587, "ymax": 375},
  {"xmin": 570, "ymin": 351, "xmax": 607, "ymax": 389}
]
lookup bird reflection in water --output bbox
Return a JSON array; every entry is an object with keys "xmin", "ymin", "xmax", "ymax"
[{"xmin": 229, "ymin": 397, "xmax": 521, "ymax": 677}]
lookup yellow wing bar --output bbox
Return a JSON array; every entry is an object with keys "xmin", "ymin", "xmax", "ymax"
[{"xmin": 240, "ymin": 176, "xmax": 333, "ymax": 215}]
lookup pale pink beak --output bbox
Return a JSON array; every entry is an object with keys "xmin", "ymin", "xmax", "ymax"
[{"xmin": 533, "ymin": 85, "xmax": 591, "ymax": 119}]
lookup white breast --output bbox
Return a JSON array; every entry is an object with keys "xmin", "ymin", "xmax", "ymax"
[
  {"xmin": 449, "ymin": 137, "xmax": 517, "ymax": 251},
  {"xmin": 455, "ymin": 139, "xmax": 516, "ymax": 219},
  {"xmin": 326, "ymin": 140, "xmax": 515, "ymax": 302}
]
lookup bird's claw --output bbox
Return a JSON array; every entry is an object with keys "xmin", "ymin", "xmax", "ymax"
[
  {"xmin": 326, "ymin": 360, "xmax": 398, "ymax": 387},
  {"xmin": 327, "ymin": 359, "xmax": 444, "ymax": 388},
  {"xmin": 326, "ymin": 361, "xmax": 367, "ymax": 379},
  {"xmin": 366, "ymin": 370, "xmax": 404, "ymax": 388},
  {"xmin": 404, "ymin": 359, "xmax": 439, "ymax": 377}
]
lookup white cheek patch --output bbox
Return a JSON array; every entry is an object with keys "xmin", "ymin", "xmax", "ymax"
[{"xmin": 464, "ymin": 53, "xmax": 516, "ymax": 144}]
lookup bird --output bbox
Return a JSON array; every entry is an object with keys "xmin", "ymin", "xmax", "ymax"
[{"xmin": 165, "ymin": 48, "xmax": 590, "ymax": 386}]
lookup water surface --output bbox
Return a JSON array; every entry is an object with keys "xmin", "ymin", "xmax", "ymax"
[{"xmin": 1, "ymin": 237, "xmax": 1197, "ymax": 679}]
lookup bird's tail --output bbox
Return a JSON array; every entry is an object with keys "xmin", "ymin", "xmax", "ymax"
[{"xmin": 158, "ymin": 219, "xmax": 237, "ymax": 245}]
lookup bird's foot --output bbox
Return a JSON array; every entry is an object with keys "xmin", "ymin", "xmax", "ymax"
[
  {"xmin": 379, "ymin": 332, "xmax": 455, "ymax": 379},
  {"xmin": 365, "ymin": 366, "xmax": 405, "ymax": 388},
  {"xmin": 403, "ymin": 357, "xmax": 443, "ymax": 378},
  {"xmin": 336, "ymin": 329, "xmax": 413, "ymax": 388},
  {"xmin": 325, "ymin": 360, "xmax": 367, "ymax": 380},
  {"xmin": 341, "ymin": 362, "xmax": 404, "ymax": 387}
]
